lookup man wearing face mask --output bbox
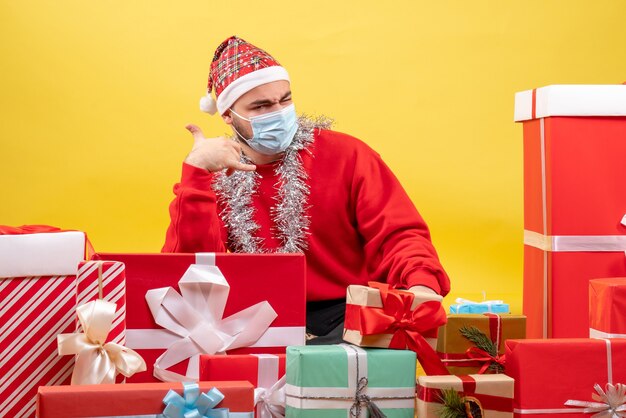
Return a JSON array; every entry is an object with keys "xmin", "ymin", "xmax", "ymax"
[{"xmin": 162, "ymin": 36, "xmax": 450, "ymax": 344}]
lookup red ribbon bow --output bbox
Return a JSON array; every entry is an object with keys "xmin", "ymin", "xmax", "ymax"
[
  {"xmin": 465, "ymin": 347, "xmax": 506, "ymax": 374},
  {"xmin": 0, "ymin": 224, "xmax": 95, "ymax": 258},
  {"xmin": 0, "ymin": 225, "xmax": 62, "ymax": 234},
  {"xmin": 358, "ymin": 282, "xmax": 449, "ymax": 375}
]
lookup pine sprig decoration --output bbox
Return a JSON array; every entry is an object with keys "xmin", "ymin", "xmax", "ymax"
[
  {"xmin": 438, "ymin": 388, "xmax": 484, "ymax": 418},
  {"xmin": 438, "ymin": 388, "xmax": 467, "ymax": 418},
  {"xmin": 459, "ymin": 325, "xmax": 504, "ymax": 373}
]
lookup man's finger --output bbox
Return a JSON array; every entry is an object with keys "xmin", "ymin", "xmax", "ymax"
[
  {"xmin": 233, "ymin": 161, "xmax": 257, "ymax": 172},
  {"xmin": 230, "ymin": 140, "xmax": 242, "ymax": 153},
  {"xmin": 225, "ymin": 162, "xmax": 256, "ymax": 177},
  {"xmin": 185, "ymin": 124, "xmax": 205, "ymax": 142}
]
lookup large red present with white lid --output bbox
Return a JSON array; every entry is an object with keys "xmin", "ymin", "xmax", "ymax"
[
  {"xmin": 91, "ymin": 252, "xmax": 306, "ymax": 382},
  {"xmin": 514, "ymin": 84, "xmax": 626, "ymax": 338},
  {"xmin": 0, "ymin": 226, "xmax": 86, "ymax": 418}
]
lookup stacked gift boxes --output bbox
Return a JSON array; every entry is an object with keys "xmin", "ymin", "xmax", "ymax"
[
  {"xmin": 514, "ymin": 84, "xmax": 626, "ymax": 339},
  {"xmin": 503, "ymin": 84, "xmax": 626, "ymax": 417}
]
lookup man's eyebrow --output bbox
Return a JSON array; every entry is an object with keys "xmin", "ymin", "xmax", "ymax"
[{"xmin": 248, "ymin": 91, "xmax": 292, "ymax": 107}]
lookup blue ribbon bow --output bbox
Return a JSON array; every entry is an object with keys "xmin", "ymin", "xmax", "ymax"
[{"xmin": 162, "ymin": 383, "xmax": 230, "ymax": 418}]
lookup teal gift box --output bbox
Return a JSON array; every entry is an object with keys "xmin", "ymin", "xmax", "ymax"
[
  {"xmin": 285, "ymin": 344, "xmax": 416, "ymax": 418},
  {"xmin": 449, "ymin": 297, "xmax": 510, "ymax": 314}
]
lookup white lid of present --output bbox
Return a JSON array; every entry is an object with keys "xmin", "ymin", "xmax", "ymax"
[
  {"xmin": 514, "ymin": 84, "xmax": 626, "ymax": 122},
  {"xmin": 0, "ymin": 231, "xmax": 86, "ymax": 278}
]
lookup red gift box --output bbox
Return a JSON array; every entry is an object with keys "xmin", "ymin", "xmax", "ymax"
[
  {"xmin": 515, "ymin": 85, "xmax": 626, "ymax": 338},
  {"xmin": 506, "ymin": 338, "xmax": 626, "ymax": 417},
  {"xmin": 92, "ymin": 253, "xmax": 306, "ymax": 382},
  {"xmin": 0, "ymin": 227, "xmax": 87, "ymax": 418},
  {"xmin": 589, "ymin": 277, "xmax": 626, "ymax": 338},
  {"xmin": 36, "ymin": 381, "xmax": 254, "ymax": 417},
  {"xmin": 200, "ymin": 354, "xmax": 286, "ymax": 418}
]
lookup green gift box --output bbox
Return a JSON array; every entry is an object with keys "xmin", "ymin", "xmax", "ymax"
[{"xmin": 285, "ymin": 344, "xmax": 416, "ymax": 418}]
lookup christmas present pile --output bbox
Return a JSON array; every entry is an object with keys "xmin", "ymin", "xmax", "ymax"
[{"xmin": 5, "ymin": 83, "xmax": 626, "ymax": 418}]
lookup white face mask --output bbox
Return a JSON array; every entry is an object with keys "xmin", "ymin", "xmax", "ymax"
[{"xmin": 230, "ymin": 104, "xmax": 298, "ymax": 155}]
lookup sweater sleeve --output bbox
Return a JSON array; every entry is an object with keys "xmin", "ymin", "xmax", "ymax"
[
  {"xmin": 161, "ymin": 162, "xmax": 226, "ymax": 253},
  {"xmin": 351, "ymin": 149, "xmax": 451, "ymax": 296}
]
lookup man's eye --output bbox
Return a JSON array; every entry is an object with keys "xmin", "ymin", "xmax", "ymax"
[{"xmin": 281, "ymin": 97, "xmax": 292, "ymax": 103}]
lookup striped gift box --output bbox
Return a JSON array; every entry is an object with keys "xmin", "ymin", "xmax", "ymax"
[
  {"xmin": 0, "ymin": 230, "xmax": 86, "ymax": 418},
  {"xmin": 76, "ymin": 260, "xmax": 126, "ymax": 345}
]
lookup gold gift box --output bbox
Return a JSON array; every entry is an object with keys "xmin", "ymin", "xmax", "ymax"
[
  {"xmin": 437, "ymin": 314, "xmax": 526, "ymax": 375},
  {"xmin": 416, "ymin": 374, "xmax": 514, "ymax": 418}
]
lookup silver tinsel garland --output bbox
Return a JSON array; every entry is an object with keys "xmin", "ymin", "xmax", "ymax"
[{"xmin": 212, "ymin": 115, "xmax": 333, "ymax": 253}]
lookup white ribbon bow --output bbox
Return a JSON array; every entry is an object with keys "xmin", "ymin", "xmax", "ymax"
[
  {"xmin": 57, "ymin": 300, "xmax": 147, "ymax": 385},
  {"xmin": 146, "ymin": 263, "xmax": 278, "ymax": 382},
  {"xmin": 255, "ymin": 375, "xmax": 287, "ymax": 418},
  {"xmin": 565, "ymin": 383, "xmax": 626, "ymax": 418}
]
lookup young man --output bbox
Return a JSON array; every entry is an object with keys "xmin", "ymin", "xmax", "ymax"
[{"xmin": 162, "ymin": 36, "xmax": 450, "ymax": 343}]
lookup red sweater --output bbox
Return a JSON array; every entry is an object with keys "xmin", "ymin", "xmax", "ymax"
[{"xmin": 163, "ymin": 129, "xmax": 450, "ymax": 300}]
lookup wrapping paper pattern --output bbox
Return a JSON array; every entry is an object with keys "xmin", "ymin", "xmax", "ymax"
[
  {"xmin": 76, "ymin": 260, "xmax": 126, "ymax": 345},
  {"xmin": 0, "ymin": 230, "xmax": 86, "ymax": 417}
]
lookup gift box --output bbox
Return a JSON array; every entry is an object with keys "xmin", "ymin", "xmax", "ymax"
[
  {"xmin": 0, "ymin": 227, "xmax": 86, "ymax": 418},
  {"xmin": 437, "ymin": 314, "xmax": 526, "ymax": 375},
  {"xmin": 92, "ymin": 252, "xmax": 306, "ymax": 382},
  {"xmin": 76, "ymin": 260, "xmax": 126, "ymax": 345},
  {"xmin": 37, "ymin": 380, "xmax": 255, "ymax": 417},
  {"xmin": 343, "ymin": 282, "xmax": 448, "ymax": 375},
  {"xmin": 416, "ymin": 374, "xmax": 514, "ymax": 418},
  {"xmin": 589, "ymin": 277, "xmax": 626, "ymax": 338},
  {"xmin": 200, "ymin": 354, "xmax": 286, "ymax": 417},
  {"xmin": 450, "ymin": 298, "xmax": 510, "ymax": 314},
  {"xmin": 506, "ymin": 338, "xmax": 626, "ymax": 417},
  {"xmin": 285, "ymin": 344, "xmax": 416, "ymax": 418},
  {"xmin": 515, "ymin": 84, "xmax": 626, "ymax": 338}
]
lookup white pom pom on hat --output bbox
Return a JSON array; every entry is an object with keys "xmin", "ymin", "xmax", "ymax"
[{"xmin": 199, "ymin": 93, "xmax": 217, "ymax": 115}]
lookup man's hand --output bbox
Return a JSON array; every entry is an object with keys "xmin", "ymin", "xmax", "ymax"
[
  {"xmin": 184, "ymin": 124, "xmax": 256, "ymax": 175},
  {"xmin": 408, "ymin": 285, "xmax": 438, "ymax": 296}
]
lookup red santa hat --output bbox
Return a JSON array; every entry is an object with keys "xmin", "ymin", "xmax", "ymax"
[{"xmin": 199, "ymin": 36, "xmax": 290, "ymax": 115}]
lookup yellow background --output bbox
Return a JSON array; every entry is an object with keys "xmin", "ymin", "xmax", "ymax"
[{"xmin": 2, "ymin": 1, "xmax": 625, "ymax": 313}]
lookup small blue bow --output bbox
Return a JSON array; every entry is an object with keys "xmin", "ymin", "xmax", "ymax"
[{"xmin": 162, "ymin": 382, "xmax": 230, "ymax": 418}]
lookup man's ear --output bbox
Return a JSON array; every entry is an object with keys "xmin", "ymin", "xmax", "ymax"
[{"xmin": 222, "ymin": 110, "xmax": 233, "ymax": 125}]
